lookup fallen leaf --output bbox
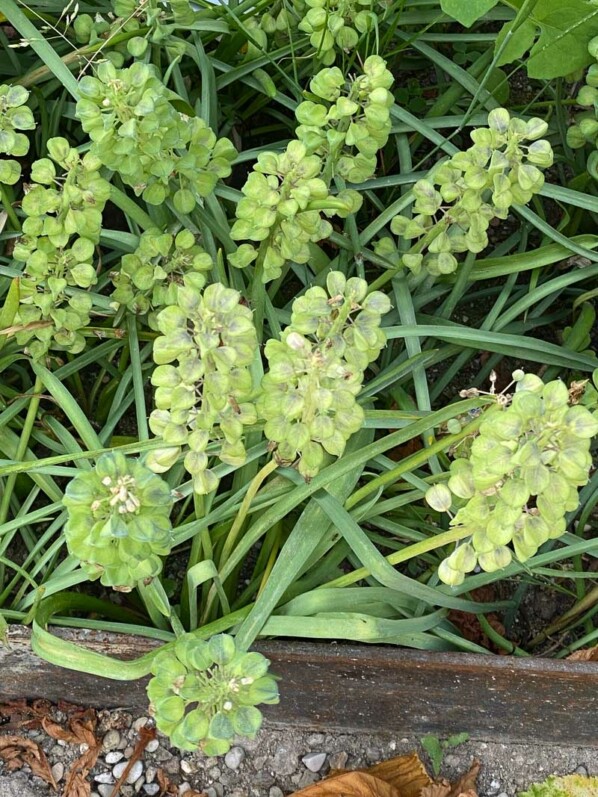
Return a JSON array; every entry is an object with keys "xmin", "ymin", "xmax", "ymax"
[
  {"xmin": 293, "ymin": 771, "xmax": 401, "ymax": 796},
  {"xmin": 448, "ymin": 761, "xmax": 480, "ymax": 797},
  {"xmin": 43, "ymin": 709, "xmax": 101, "ymax": 797},
  {"xmin": 0, "ymin": 698, "xmax": 52, "ymax": 730},
  {"xmin": 0, "ymin": 735, "xmax": 57, "ymax": 789},
  {"xmin": 363, "ymin": 753, "xmax": 433, "ymax": 797},
  {"xmin": 420, "ymin": 782, "xmax": 451, "ymax": 797},
  {"xmin": 568, "ymin": 645, "xmax": 598, "ymax": 661}
]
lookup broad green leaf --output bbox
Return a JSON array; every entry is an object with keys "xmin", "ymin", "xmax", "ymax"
[
  {"xmin": 497, "ymin": 0, "xmax": 598, "ymax": 78},
  {"xmin": 441, "ymin": 0, "xmax": 499, "ymax": 26}
]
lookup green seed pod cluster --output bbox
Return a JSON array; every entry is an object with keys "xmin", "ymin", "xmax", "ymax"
[
  {"xmin": 0, "ymin": 84, "xmax": 35, "ymax": 185},
  {"xmin": 12, "ymin": 236, "xmax": 96, "ymax": 358},
  {"xmin": 111, "ymin": 0, "xmax": 196, "ymax": 57},
  {"xmin": 565, "ymin": 37, "xmax": 598, "ymax": 176},
  {"xmin": 259, "ymin": 271, "xmax": 390, "ymax": 478},
  {"xmin": 390, "ymin": 108, "xmax": 553, "ymax": 276},
  {"xmin": 148, "ymin": 633, "xmax": 279, "ymax": 755},
  {"xmin": 259, "ymin": 0, "xmax": 303, "ymax": 42},
  {"xmin": 229, "ymin": 139, "xmax": 362, "ymax": 282},
  {"xmin": 295, "ymin": 56, "xmax": 394, "ymax": 183},
  {"xmin": 12, "ymin": 137, "xmax": 110, "ymax": 358},
  {"xmin": 148, "ymin": 282, "xmax": 260, "ymax": 494},
  {"xmin": 76, "ymin": 61, "xmax": 236, "ymax": 211},
  {"xmin": 63, "ymin": 452, "xmax": 173, "ymax": 590},
  {"xmin": 426, "ymin": 374, "xmax": 598, "ymax": 586},
  {"xmin": 111, "ymin": 228, "xmax": 213, "ymax": 327},
  {"xmin": 21, "ymin": 137, "xmax": 110, "ymax": 247},
  {"xmin": 298, "ymin": 0, "xmax": 380, "ymax": 64}
]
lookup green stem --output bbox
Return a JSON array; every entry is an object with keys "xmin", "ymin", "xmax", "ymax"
[
  {"xmin": 0, "ymin": 184, "xmax": 20, "ymax": 230},
  {"xmin": 180, "ymin": 492, "xmax": 208, "ymax": 630},
  {"xmin": 219, "ymin": 458, "xmax": 279, "ymax": 569},
  {"xmin": 0, "ymin": 375, "xmax": 43, "ymax": 528}
]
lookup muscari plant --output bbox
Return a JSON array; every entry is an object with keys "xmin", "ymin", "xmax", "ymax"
[
  {"xmin": 295, "ymin": 55, "xmax": 394, "ymax": 183},
  {"xmin": 426, "ymin": 373, "xmax": 598, "ymax": 586},
  {"xmin": 63, "ymin": 452, "xmax": 174, "ymax": 590},
  {"xmin": 12, "ymin": 137, "xmax": 110, "ymax": 358},
  {"xmin": 75, "ymin": 60, "xmax": 236, "ymax": 211},
  {"xmin": 298, "ymin": 0, "xmax": 381, "ymax": 64},
  {"xmin": 383, "ymin": 108, "xmax": 554, "ymax": 276},
  {"xmin": 110, "ymin": 227, "xmax": 214, "ymax": 326},
  {"xmin": 229, "ymin": 56, "xmax": 394, "ymax": 282},
  {"xmin": 148, "ymin": 634, "xmax": 279, "ymax": 754}
]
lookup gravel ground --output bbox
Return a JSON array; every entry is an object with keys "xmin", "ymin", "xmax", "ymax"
[{"xmin": 1, "ymin": 705, "xmax": 597, "ymax": 797}]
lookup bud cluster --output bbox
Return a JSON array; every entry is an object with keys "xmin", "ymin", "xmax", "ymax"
[
  {"xmin": 148, "ymin": 282, "xmax": 259, "ymax": 494},
  {"xmin": 426, "ymin": 374, "xmax": 598, "ymax": 586},
  {"xmin": 259, "ymin": 270, "xmax": 390, "ymax": 477},
  {"xmin": 63, "ymin": 452, "xmax": 174, "ymax": 589},
  {"xmin": 296, "ymin": 55, "xmax": 394, "ymax": 183},
  {"xmin": 389, "ymin": 108, "xmax": 554, "ymax": 276},
  {"xmin": 148, "ymin": 633, "xmax": 278, "ymax": 755}
]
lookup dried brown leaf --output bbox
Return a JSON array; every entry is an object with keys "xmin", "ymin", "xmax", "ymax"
[
  {"xmin": 293, "ymin": 770, "xmax": 401, "ymax": 796},
  {"xmin": 448, "ymin": 761, "xmax": 480, "ymax": 797},
  {"xmin": 0, "ymin": 698, "xmax": 52, "ymax": 730},
  {"xmin": 0, "ymin": 735, "xmax": 57, "ymax": 790},
  {"xmin": 568, "ymin": 645, "xmax": 598, "ymax": 661},
  {"xmin": 420, "ymin": 782, "xmax": 451, "ymax": 797},
  {"xmin": 365, "ymin": 753, "xmax": 433, "ymax": 797},
  {"xmin": 48, "ymin": 710, "xmax": 101, "ymax": 797}
]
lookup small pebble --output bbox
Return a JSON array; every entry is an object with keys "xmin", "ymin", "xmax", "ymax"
[
  {"xmin": 179, "ymin": 783, "xmax": 191, "ymax": 795},
  {"xmin": 105, "ymin": 752, "xmax": 124, "ymax": 764},
  {"xmin": 51, "ymin": 762, "xmax": 64, "ymax": 783},
  {"xmin": 145, "ymin": 766, "xmax": 157, "ymax": 783},
  {"xmin": 366, "ymin": 747, "xmax": 381, "ymax": 763},
  {"xmin": 225, "ymin": 746, "xmax": 246, "ymax": 770},
  {"xmin": 124, "ymin": 746, "xmax": 135, "ymax": 758},
  {"xmin": 98, "ymin": 786, "xmax": 114, "ymax": 797},
  {"xmin": 145, "ymin": 739, "xmax": 159, "ymax": 754},
  {"xmin": 143, "ymin": 786, "xmax": 160, "ymax": 796},
  {"xmin": 134, "ymin": 775, "xmax": 145, "ymax": 793},
  {"xmin": 329, "ymin": 751, "xmax": 348, "ymax": 770},
  {"xmin": 103, "ymin": 731, "xmax": 121, "ymax": 751},
  {"xmin": 307, "ymin": 734, "xmax": 325, "ymax": 746},
  {"xmin": 488, "ymin": 779, "xmax": 502, "ymax": 795},
  {"xmin": 269, "ymin": 789, "xmax": 284, "ymax": 797},
  {"xmin": 113, "ymin": 760, "xmax": 144, "ymax": 784},
  {"xmin": 208, "ymin": 766, "xmax": 221, "ymax": 779},
  {"xmin": 127, "ymin": 761, "xmax": 144, "ymax": 784},
  {"xmin": 302, "ymin": 752, "xmax": 327, "ymax": 773},
  {"xmin": 95, "ymin": 772, "xmax": 115, "ymax": 784},
  {"xmin": 181, "ymin": 759, "xmax": 193, "ymax": 775},
  {"xmin": 133, "ymin": 717, "xmax": 149, "ymax": 731},
  {"xmin": 575, "ymin": 766, "xmax": 588, "ymax": 776}
]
